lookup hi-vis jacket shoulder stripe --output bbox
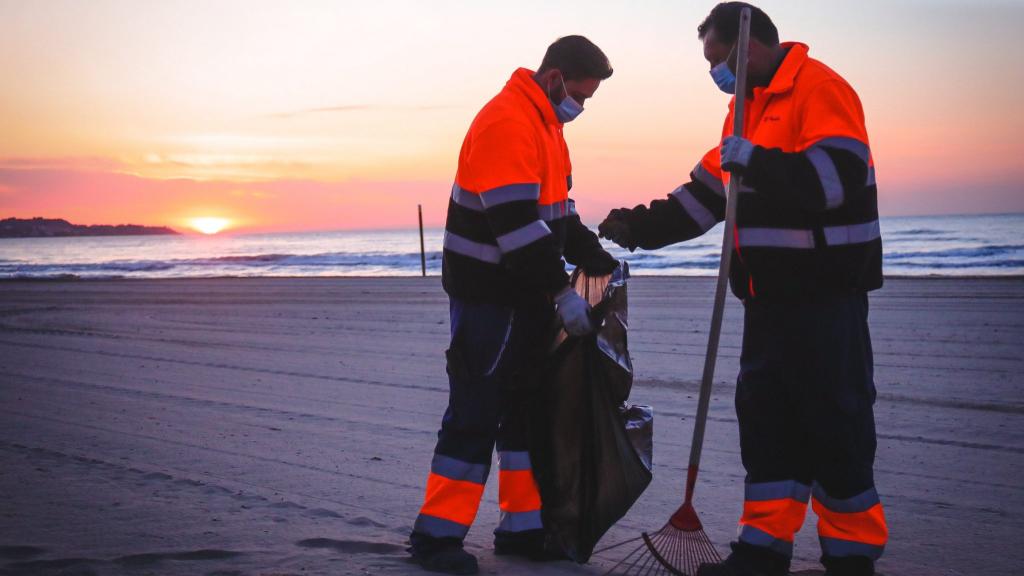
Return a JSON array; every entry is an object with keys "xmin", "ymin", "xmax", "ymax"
[
  {"xmin": 442, "ymin": 68, "xmax": 612, "ymax": 304},
  {"xmin": 614, "ymin": 42, "xmax": 882, "ymax": 301}
]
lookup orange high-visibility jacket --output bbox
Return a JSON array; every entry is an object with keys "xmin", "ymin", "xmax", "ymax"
[
  {"xmin": 620, "ymin": 42, "xmax": 881, "ymax": 301},
  {"xmin": 442, "ymin": 68, "xmax": 613, "ymax": 305}
]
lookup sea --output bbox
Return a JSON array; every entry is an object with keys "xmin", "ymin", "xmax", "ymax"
[{"xmin": 1, "ymin": 213, "xmax": 1021, "ymax": 280}]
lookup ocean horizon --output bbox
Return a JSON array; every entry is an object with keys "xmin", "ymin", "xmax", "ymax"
[{"xmin": 2, "ymin": 212, "xmax": 1022, "ymax": 280}]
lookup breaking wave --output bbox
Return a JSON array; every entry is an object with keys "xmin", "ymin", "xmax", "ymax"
[
  {"xmin": 0, "ymin": 251, "xmax": 444, "ymax": 279},
  {"xmin": 2, "ymin": 214, "xmax": 1022, "ymax": 278}
]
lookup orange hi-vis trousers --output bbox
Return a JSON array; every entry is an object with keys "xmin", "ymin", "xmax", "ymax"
[
  {"xmin": 734, "ymin": 294, "xmax": 888, "ymax": 567},
  {"xmin": 412, "ymin": 298, "xmax": 551, "ymax": 546},
  {"xmin": 738, "ymin": 481, "xmax": 888, "ymax": 559},
  {"xmin": 417, "ymin": 450, "xmax": 543, "ymax": 540}
]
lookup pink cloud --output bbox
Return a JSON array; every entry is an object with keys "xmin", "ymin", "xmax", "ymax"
[{"xmin": 0, "ymin": 156, "xmax": 129, "ymax": 172}]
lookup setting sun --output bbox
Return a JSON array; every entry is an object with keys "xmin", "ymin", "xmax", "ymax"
[{"xmin": 189, "ymin": 217, "xmax": 231, "ymax": 235}]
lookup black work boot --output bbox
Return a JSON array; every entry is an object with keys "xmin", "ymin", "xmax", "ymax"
[
  {"xmin": 696, "ymin": 541, "xmax": 790, "ymax": 576},
  {"xmin": 695, "ymin": 563, "xmax": 745, "ymax": 576},
  {"xmin": 695, "ymin": 560, "xmax": 775, "ymax": 576},
  {"xmin": 409, "ymin": 532, "xmax": 479, "ymax": 575},
  {"xmin": 822, "ymin": 554, "xmax": 874, "ymax": 576},
  {"xmin": 411, "ymin": 545, "xmax": 479, "ymax": 575}
]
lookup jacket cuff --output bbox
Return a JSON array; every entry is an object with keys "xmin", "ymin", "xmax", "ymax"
[
  {"xmin": 744, "ymin": 144, "xmax": 772, "ymax": 186},
  {"xmin": 582, "ymin": 250, "xmax": 620, "ymax": 275}
]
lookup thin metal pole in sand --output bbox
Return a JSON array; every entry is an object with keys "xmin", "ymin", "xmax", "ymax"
[{"xmin": 418, "ymin": 204, "xmax": 426, "ymax": 277}]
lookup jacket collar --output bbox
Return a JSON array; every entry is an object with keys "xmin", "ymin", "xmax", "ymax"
[
  {"xmin": 762, "ymin": 42, "xmax": 809, "ymax": 96},
  {"xmin": 507, "ymin": 67, "xmax": 561, "ymax": 126}
]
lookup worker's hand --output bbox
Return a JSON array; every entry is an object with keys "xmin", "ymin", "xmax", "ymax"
[
  {"xmin": 720, "ymin": 135, "xmax": 755, "ymax": 173},
  {"xmin": 578, "ymin": 251, "xmax": 619, "ymax": 276},
  {"xmin": 554, "ymin": 286, "xmax": 594, "ymax": 337},
  {"xmin": 598, "ymin": 210, "xmax": 637, "ymax": 252}
]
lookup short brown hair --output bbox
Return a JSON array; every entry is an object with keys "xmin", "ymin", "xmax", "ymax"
[
  {"xmin": 698, "ymin": 2, "xmax": 779, "ymax": 46},
  {"xmin": 538, "ymin": 35, "xmax": 613, "ymax": 81}
]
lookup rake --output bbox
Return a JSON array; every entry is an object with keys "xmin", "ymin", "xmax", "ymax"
[{"xmin": 598, "ymin": 8, "xmax": 752, "ymax": 575}]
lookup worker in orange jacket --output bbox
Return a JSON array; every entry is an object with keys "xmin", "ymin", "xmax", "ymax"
[
  {"xmin": 599, "ymin": 4, "xmax": 888, "ymax": 576},
  {"xmin": 410, "ymin": 36, "xmax": 618, "ymax": 574}
]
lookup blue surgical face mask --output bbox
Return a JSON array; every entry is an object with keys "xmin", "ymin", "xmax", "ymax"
[
  {"xmin": 551, "ymin": 74, "xmax": 584, "ymax": 123},
  {"xmin": 710, "ymin": 60, "xmax": 736, "ymax": 94}
]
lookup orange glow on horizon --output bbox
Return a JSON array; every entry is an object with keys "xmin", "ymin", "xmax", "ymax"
[
  {"xmin": 188, "ymin": 217, "xmax": 232, "ymax": 235},
  {"xmin": 1, "ymin": 1, "xmax": 1022, "ymax": 228}
]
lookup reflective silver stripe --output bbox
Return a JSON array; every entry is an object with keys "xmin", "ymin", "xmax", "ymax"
[
  {"xmin": 745, "ymin": 480, "xmax": 811, "ymax": 503},
  {"xmin": 806, "ymin": 146, "xmax": 844, "ymax": 209},
  {"xmin": 538, "ymin": 200, "xmax": 572, "ymax": 221},
  {"xmin": 738, "ymin": 220, "xmax": 880, "ymax": 249},
  {"xmin": 497, "ymin": 510, "xmax": 543, "ymax": 532},
  {"xmin": 495, "ymin": 220, "xmax": 551, "ymax": 252},
  {"xmin": 431, "ymin": 454, "xmax": 489, "ymax": 485},
  {"xmin": 443, "ymin": 231, "xmax": 502, "ymax": 263},
  {"xmin": 498, "ymin": 451, "xmax": 531, "ymax": 472},
  {"xmin": 414, "ymin": 514, "xmax": 470, "ymax": 538},
  {"xmin": 824, "ymin": 220, "xmax": 880, "ymax": 246},
  {"xmin": 670, "ymin": 185, "xmax": 717, "ymax": 233},
  {"xmin": 812, "ymin": 484, "xmax": 880, "ymax": 514},
  {"xmin": 739, "ymin": 227, "xmax": 815, "ymax": 249},
  {"xmin": 451, "ymin": 184, "xmax": 483, "ymax": 211},
  {"xmin": 454, "ymin": 183, "xmax": 577, "ymax": 222},
  {"xmin": 738, "ymin": 525, "xmax": 794, "ymax": 558},
  {"xmin": 480, "ymin": 183, "xmax": 541, "ymax": 209},
  {"xmin": 814, "ymin": 136, "xmax": 870, "ymax": 164},
  {"xmin": 819, "ymin": 536, "xmax": 885, "ymax": 560},
  {"xmin": 692, "ymin": 162, "xmax": 725, "ymax": 197}
]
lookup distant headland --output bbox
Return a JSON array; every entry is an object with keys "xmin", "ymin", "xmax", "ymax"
[{"xmin": 0, "ymin": 217, "xmax": 179, "ymax": 238}]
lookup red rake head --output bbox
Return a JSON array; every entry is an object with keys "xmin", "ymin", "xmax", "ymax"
[
  {"xmin": 601, "ymin": 503, "xmax": 721, "ymax": 576},
  {"xmin": 669, "ymin": 466, "xmax": 705, "ymax": 531},
  {"xmin": 669, "ymin": 501, "xmax": 703, "ymax": 532},
  {"xmin": 599, "ymin": 465, "xmax": 721, "ymax": 575}
]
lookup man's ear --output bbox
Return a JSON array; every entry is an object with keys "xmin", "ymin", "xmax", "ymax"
[
  {"xmin": 538, "ymin": 68, "xmax": 564, "ymax": 98},
  {"xmin": 539, "ymin": 68, "xmax": 561, "ymax": 84},
  {"xmin": 744, "ymin": 39, "xmax": 768, "ymax": 69}
]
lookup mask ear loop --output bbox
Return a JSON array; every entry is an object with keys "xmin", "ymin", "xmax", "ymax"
[
  {"xmin": 548, "ymin": 72, "xmax": 568, "ymax": 104},
  {"xmin": 721, "ymin": 43, "xmax": 738, "ymax": 73},
  {"xmin": 558, "ymin": 73, "xmax": 582, "ymax": 110}
]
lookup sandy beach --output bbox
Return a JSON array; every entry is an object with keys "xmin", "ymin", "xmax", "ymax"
[{"xmin": 0, "ymin": 276, "xmax": 1021, "ymax": 576}]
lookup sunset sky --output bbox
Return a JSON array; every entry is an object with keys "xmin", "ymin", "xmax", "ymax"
[{"xmin": 2, "ymin": 0, "xmax": 1022, "ymax": 233}]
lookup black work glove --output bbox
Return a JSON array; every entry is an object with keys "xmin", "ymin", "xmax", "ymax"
[
  {"xmin": 578, "ymin": 251, "xmax": 619, "ymax": 276},
  {"xmin": 598, "ymin": 209, "xmax": 638, "ymax": 252}
]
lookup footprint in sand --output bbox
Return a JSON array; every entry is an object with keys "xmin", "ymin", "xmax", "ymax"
[
  {"xmin": 295, "ymin": 538, "xmax": 403, "ymax": 555},
  {"xmin": 113, "ymin": 549, "xmax": 242, "ymax": 567},
  {"xmin": 0, "ymin": 546, "xmax": 46, "ymax": 561},
  {"xmin": 2, "ymin": 557, "xmax": 98, "ymax": 573},
  {"xmin": 306, "ymin": 507, "xmax": 343, "ymax": 518},
  {"xmin": 346, "ymin": 516, "xmax": 387, "ymax": 528}
]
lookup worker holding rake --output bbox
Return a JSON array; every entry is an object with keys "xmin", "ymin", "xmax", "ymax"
[{"xmin": 600, "ymin": 3, "xmax": 888, "ymax": 576}]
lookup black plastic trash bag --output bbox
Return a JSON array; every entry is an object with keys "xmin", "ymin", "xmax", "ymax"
[{"xmin": 528, "ymin": 262, "xmax": 653, "ymax": 563}]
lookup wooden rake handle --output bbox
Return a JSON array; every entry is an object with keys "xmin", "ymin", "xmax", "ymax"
[{"xmin": 685, "ymin": 6, "xmax": 752, "ymax": 497}]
